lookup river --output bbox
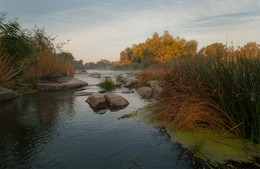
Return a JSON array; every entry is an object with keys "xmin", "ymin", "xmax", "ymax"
[{"xmin": 0, "ymin": 70, "xmax": 193, "ymax": 169}]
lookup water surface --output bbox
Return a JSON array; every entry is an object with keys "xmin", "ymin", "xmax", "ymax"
[{"xmin": 0, "ymin": 70, "xmax": 192, "ymax": 169}]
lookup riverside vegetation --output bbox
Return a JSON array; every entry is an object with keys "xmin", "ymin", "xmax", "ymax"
[
  {"xmin": 0, "ymin": 14, "xmax": 83, "ymax": 92},
  {"xmin": 116, "ymin": 31, "xmax": 260, "ymax": 166}
]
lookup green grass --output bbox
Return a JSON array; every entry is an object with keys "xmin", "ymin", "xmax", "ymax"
[
  {"xmin": 116, "ymin": 75, "xmax": 123, "ymax": 82},
  {"xmin": 98, "ymin": 77, "xmax": 117, "ymax": 91}
]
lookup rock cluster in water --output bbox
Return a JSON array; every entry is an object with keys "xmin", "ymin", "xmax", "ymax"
[
  {"xmin": 86, "ymin": 93, "xmax": 129, "ymax": 112},
  {"xmin": 120, "ymin": 76, "xmax": 163, "ymax": 99}
]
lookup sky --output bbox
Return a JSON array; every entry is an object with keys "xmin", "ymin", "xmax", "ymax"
[{"xmin": 1, "ymin": 0, "xmax": 260, "ymax": 63}]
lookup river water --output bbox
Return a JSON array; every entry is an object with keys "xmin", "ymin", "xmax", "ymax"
[{"xmin": 0, "ymin": 70, "xmax": 193, "ymax": 169}]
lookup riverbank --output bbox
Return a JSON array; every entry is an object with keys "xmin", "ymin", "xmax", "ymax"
[{"xmin": 119, "ymin": 107, "xmax": 260, "ymax": 168}]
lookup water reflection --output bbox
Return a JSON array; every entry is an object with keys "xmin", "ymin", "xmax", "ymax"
[
  {"xmin": 0, "ymin": 92, "xmax": 76, "ymax": 168},
  {"xmin": 0, "ymin": 71, "xmax": 192, "ymax": 169}
]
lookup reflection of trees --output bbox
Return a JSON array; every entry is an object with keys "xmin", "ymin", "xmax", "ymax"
[{"xmin": 0, "ymin": 91, "xmax": 75, "ymax": 168}]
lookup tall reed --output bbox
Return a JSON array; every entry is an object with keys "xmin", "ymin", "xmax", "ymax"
[
  {"xmin": 0, "ymin": 49, "xmax": 21, "ymax": 88},
  {"xmin": 24, "ymin": 48, "xmax": 74, "ymax": 85},
  {"xmin": 154, "ymin": 55, "xmax": 260, "ymax": 143}
]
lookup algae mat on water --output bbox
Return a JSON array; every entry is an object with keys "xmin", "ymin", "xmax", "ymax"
[{"xmin": 119, "ymin": 107, "xmax": 260, "ymax": 167}]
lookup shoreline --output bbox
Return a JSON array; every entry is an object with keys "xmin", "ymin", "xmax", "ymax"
[{"xmin": 119, "ymin": 106, "xmax": 260, "ymax": 168}]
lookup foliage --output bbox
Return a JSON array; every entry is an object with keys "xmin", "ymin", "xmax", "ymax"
[
  {"xmin": 120, "ymin": 31, "xmax": 198, "ymax": 63},
  {"xmin": 0, "ymin": 14, "xmax": 74, "ymax": 89},
  {"xmin": 85, "ymin": 59, "xmax": 117, "ymax": 69},
  {"xmin": 98, "ymin": 77, "xmax": 117, "ymax": 91}
]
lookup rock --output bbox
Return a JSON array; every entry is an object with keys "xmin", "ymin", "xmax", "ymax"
[
  {"xmin": 37, "ymin": 73, "xmax": 88, "ymax": 91},
  {"xmin": 104, "ymin": 76, "xmax": 111, "ymax": 79},
  {"xmin": 0, "ymin": 87, "xmax": 20, "ymax": 102},
  {"xmin": 104, "ymin": 94, "xmax": 129, "ymax": 111},
  {"xmin": 116, "ymin": 81, "xmax": 122, "ymax": 87},
  {"xmin": 76, "ymin": 86, "xmax": 88, "ymax": 91},
  {"xmin": 148, "ymin": 81, "xmax": 163, "ymax": 99},
  {"xmin": 147, "ymin": 81, "xmax": 160, "ymax": 89},
  {"xmin": 137, "ymin": 87, "xmax": 153, "ymax": 99},
  {"xmin": 122, "ymin": 89, "xmax": 134, "ymax": 94},
  {"xmin": 89, "ymin": 72, "xmax": 101, "ymax": 78},
  {"xmin": 152, "ymin": 86, "xmax": 163, "ymax": 99},
  {"xmin": 75, "ymin": 70, "xmax": 88, "ymax": 74},
  {"xmin": 120, "ymin": 77, "xmax": 130, "ymax": 83},
  {"xmin": 86, "ymin": 93, "xmax": 107, "ymax": 112},
  {"xmin": 41, "ymin": 73, "xmax": 67, "ymax": 80},
  {"xmin": 125, "ymin": 77, "xmax": 139, "ymax": 88},
  {"xmin": 98, "ymin": 90, "xmax": 106, "ymax": 93},
  {"xmin": 75, "ymin": 91, "xmax": 95, "ymax": 96},
  {"xmin": 120, "ymin": 76, "xmax": 139, "ymax": 88}
]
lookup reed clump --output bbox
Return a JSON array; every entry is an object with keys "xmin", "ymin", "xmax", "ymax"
[
  {"xmin": 154, "ymin": 55, "xmax": 260, "ymax": 143},
  {"xmin": 0, "ymin": 50, "xmax": 21, "ymax": 88},
  {"xmin": 98, "ymin": 77, "xmax": 117, "ymax": 91}
]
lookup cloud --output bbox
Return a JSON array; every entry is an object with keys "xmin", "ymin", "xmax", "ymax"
[{"xmin": 3, "ymin": 0, "xmax": 260, "ymax": 62}]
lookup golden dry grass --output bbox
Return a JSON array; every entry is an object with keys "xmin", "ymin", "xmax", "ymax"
[
  {"xmin": 138, "ymin": 68, "xmax": 169, "ymax": 85},
  {"xmin": 0, "ymin": 50, "xmax": 21, "ymax": 88},
  {"xmin": 25, "ymin": 48, "xmax": 74, "ymax": 82},
  {"xmin": 153, "ymin": 71, "xmax": 241, "ymax": 136}
]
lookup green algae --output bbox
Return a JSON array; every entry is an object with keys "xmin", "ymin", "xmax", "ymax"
[{"xmin": 120, "ymin": 107, "xmax": 260, "ymax": 166}]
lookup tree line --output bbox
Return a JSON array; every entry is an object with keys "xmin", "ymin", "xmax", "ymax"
[{"xmin": 120, "ymin": 31, "xmax": 260, "ymax": 64}]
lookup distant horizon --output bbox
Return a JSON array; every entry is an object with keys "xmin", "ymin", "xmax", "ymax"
[{"xmin": 1, "ymin": 0, "xmax": 260, "ymax": 63}]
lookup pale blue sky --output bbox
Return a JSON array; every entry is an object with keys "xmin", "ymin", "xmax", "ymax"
[{"xmin": 1, "ymin": 0, "xmax": 260, "ymax": 62}]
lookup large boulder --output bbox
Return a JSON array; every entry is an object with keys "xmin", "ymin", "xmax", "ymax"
[
  {"xmin": 89, "ymin": 72, "xmax": 101, "ymax": 78},
  {"xmin": 105, "ymin": 94, "xmax": 129, "ymax": 111},
  {"xmin": 37, "ymin": 73, "xmax": 88, "ymax": 91},
  {"xmin": 137, "ymin": 87, "xmax": 153, "ymax": 99},
  {"xmin": 86, "ymin": 93, "xmax": 107, "ymax": 112},
  {"xmin": 120, "ymin": 76, "xmax": 139, "ymax": 88},
  {"xmin": 0, "ymin": 87, "xmax": 20, "ymax": 102},
  {"xmin": 148, "ymin": 81, "xmax": 163, "ymax": 99}
]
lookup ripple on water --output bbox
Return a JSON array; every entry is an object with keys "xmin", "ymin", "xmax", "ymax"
[{"xmin": 0, "ymin": 70, "xmax": 192, "ymax": 169}]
